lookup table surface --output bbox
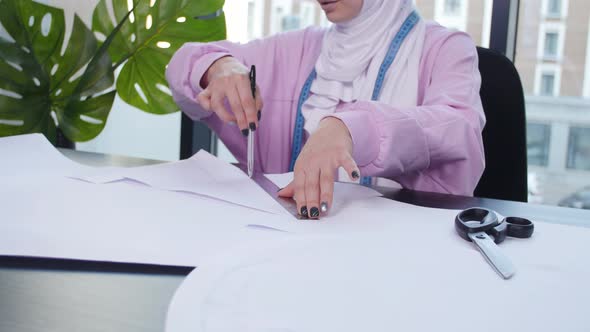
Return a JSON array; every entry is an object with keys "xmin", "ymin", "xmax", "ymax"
[{"xmin": 2, "ymin": 149, "xmax": 589, "ymax": 332}]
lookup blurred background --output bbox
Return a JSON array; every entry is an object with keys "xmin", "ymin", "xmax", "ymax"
[{"xmin": 22, "ymin": 0, "xmax": 590, "ymax": 209}]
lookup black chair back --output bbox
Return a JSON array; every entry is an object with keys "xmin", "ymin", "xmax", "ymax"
[{"xmin": 474, "ymin": 47, "xmax": 528, "ymax": 202}]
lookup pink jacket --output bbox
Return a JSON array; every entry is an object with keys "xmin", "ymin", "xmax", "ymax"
[{"xmin": 166, "ymin": 22, "xmax": 485, "ymax": 196}]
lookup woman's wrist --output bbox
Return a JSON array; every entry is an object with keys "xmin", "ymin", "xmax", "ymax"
[
  {"xmin": 319, "ymin": 117, "xmax": 353, "ymax": 150},
  {"xmin": 201, "ymin": 55, "xmax": 235, "ymax": 88}
]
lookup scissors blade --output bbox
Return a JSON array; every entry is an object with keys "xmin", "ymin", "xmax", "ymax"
[{"xmin": 468, "ymin": 232, "xmax": 516, "ymax": 280}]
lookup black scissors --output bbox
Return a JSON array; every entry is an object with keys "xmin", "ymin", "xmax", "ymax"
[{"xmin": 455, "ymin": 208, "xmax": 534, "ymax": 279}]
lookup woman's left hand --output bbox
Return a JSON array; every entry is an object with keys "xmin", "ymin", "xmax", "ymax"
[{"xmin": 278, "ymin": 117, "xmax": 360, "ymax": 219}]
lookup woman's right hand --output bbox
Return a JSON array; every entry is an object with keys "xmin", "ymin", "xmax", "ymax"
[{"xmin": 197, "ymin": 56, "xmax": 263, "ymax": 135}]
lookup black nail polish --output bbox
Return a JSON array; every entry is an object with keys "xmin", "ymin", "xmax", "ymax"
[
  {"xmin": 257, "ymin": 110, "xmax": 261, "ymax": 121},
  {"xmin": 320, "ymin": 202, "xmax": 328, "ymax": 213},
  {"xmin": 249, "ymin": 122, "xmax": 256, "ymax": 131},
  {"xmin": 310, "ymin": 207, "xmax": 320, "ymax": 218},
  {"xmin": 352, "ymin": 170, "xmax": 360, "ymax": 179},
  {"xmin": 300, "ymin": 206, "xmax": 308, "ymax": 218},
  {"xmin": 241, "ymin": 129, "xmax": 249, "ymax": 137}
]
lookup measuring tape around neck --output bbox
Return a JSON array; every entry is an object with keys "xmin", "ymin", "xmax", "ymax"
[{"xmin": 289, "ymin": 11, "xmax": 421, "ymax": 186}]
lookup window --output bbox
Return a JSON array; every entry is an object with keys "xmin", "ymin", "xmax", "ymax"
[
  {"xmin": 541, "ymin": 73, "xmax": 556, "ymax": 96},
  {"xmin": 535, "ymin": 65, "xmax": 561, "ymax": 96},
  {"xmin": 272, "ymin": 7, "xmax": 284, "ymax": 34},
  {"xmin": 538, "ymin": 23, "xmax": 565, "ymax": 60},
  {"xmin": 431, "ymin": 0, "xmax": 473, "ymax": 34},
  {"xmin": 247, "ymin": 2, "xmax": 255, "ymax": 40},
  {"xmin": 527, "ymin": 123, "xmax": 551, "ymax": 167},
  {"xmin": 545, "ymin": 0, "xmax": 568, "ymax": 18},
  {"xmin": 270, "ymin": 0, "xmax": 293, "ymax": 35},
  {"xmin": 444, "ymin": 0, "xmax": 462, "ymax": 16},
  {"xmin": 547, "ymin": 0, "xmax": 562, "ymax": 16},
  {"xmin": 568, "ymin": 127, "xmax": 590, "ymax": 170},
  {"xmin": 282, "ymin": 15, "xmax": 300, "ymax": 31},
  {"xmin": 300, "ymin": 2, "xmax": 316, "ymax": 28},
  {"xmin": 543, "ymin": 32, "xmax": 559, "ymax": 58},
  {"xmin": 516, "ymin": 1, "xmax": 590, "ymax": 207}
]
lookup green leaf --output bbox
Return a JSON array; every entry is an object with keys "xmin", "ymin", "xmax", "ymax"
[
  {"xmin": 92, "ymin": 0, "xmax": 226, "ymax": 114},
  {"xmin": 0, "ymin": 0, "xmax": 116, "ymax": 142},
  {"xmin": 58, "ymin": 91, "xmax": 116, "ymax": 141}
]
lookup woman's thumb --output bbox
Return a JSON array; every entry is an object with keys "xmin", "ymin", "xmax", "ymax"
[
  {"xmin": 197, "ymin": 89, "xmax": 212, "ymax": 110},
  {"xmin": 277, "ymin": 181, "xmax": 295, "ymax": 198}
]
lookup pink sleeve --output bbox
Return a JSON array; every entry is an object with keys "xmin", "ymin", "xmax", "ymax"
[
  {"xmin": 165, "ymin": 29, "xmax": 318, "ymax": 165},
  {"xmin": 330, "ymin": 33, "xmax": 485, "ymax": 196},
  {"xmin": 165, "ymin": 46, "xmax": 230, "ymax": 120}
]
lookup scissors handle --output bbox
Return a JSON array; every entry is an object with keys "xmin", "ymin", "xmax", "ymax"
[
  {"xmin": 454, "ymin": 208, "xmax": 500, "ymax": 242},
  {"xmin": 503, "ymin": 217, "xmax": 534, "ymax": 239}
]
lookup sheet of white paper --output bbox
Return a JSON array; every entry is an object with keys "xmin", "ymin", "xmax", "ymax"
[
  {"xmin": 264, "ymin": 172, "xmax": 385, "ymax": 228},
  {"xmin": 166, "ymin": 203, "xmax": 590, "ymax": 332},
  {"xmin": 0, "ymin": 133, "xmax": 96, "ymax": 177},
  {"xmin": 72, "ymin": 151, "xmax": 289, "ymax": 216},
  {"xmin": 0, "ymin": 176, "xmax": 293, "ymax": 267},
  {"xmin": 0, "ymin": 134, "xmax": 400, "ymax": 268}
]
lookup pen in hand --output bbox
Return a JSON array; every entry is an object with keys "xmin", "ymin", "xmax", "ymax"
[{"xmin": 247, "ymin": 65, "xmax": 256, "ymax": 178}]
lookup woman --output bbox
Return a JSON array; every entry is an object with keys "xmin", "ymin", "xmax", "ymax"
[{"xmin": 166, "ymin": 0, "xmax": 485, "ymax": 219}]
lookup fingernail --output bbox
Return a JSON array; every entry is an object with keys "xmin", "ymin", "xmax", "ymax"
[
  {"xmin": 241, "ymin": 129, "xmax": 249, "ymax": 137},
  {"xmin": 257, "ymin": 110, "xmax": 261, "ymax": 121},
  {"xmin": 320, "ymin": 202, "xmax": 328, "ymax": 213},
  {"xmin": 310, "ymin": 207, "xmax": 320, "ymax": 218},
  {"xmin": 300, "ymin": 206, "xmax": 308, "ymax": 218},
  {"xmin": 249, "ymin": 122, "xmax": 256, "ymax": 131},
  {"xmin": 352, "ymin": 170, "xmax": 360, "ymax": 179}
]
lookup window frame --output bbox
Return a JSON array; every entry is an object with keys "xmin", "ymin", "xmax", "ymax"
[
  {"xmin": 300, "ymin": 1, "xmax": 317, "ymax": 28},
  {"xmin": 489, "ymin": 0, "xmax": 520, "ymax": 60},
  {"xmin": 542, "ymin": 0, "xmax": 569, "ymax": 19},
  {"xmin": 543, "ymin": 31, "xmax": 559, "ymax": 58},
  {"xmin": 527, "ymin": 122, "xmax": 552, "ymax": 167},
  {"xmin": 246, "ymin": 0, "xmax": 266, "ymax": 40},
  {"xmin": 567, "ymin": 126, "xmax": 590, "ymax": 171},
  {"xmin": 269, "ymin": 0, "xmax": 293, "ymax": 35},
  {"xmin": 535, "ymin": 64, "xmax": 562, "ymax": 96},
  {"xmin": 537, "ymin": 21, "xmax": 566, "ymax": 61},
  {"xmin": 435, "ymin": 0, "xmax": 469, "ymax": 31},
  {"xmin": 443, "ymin": 0, "xmax": 463, "ymax": 16}
]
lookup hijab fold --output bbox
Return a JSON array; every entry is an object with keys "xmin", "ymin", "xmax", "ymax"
[{"xmin": 303, "ymin": 0, "xmax": 426, "ymax": 133}]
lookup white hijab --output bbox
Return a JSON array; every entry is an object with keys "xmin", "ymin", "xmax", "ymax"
[{"xmin": 303, "ymin": 0, "xmax": 426, "ymax": 133}]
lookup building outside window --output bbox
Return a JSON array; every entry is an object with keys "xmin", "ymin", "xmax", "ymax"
[
  {"xmin": 541, "ymin": 72, "xmax": 557, "ymax": 96},
  {"xmin": 300, "ymin": 2, "xmax": 316, "ymax": 28},
  {"xmin": 247, "ymin": 1, "xmax": 256, "ymax": 40},
  {"xmin": 527, "ymin": 123, "xmax": 552, "ymax": 167},
  {"xmin": 282, "ymin": 15, "xmax": 301, "ymax": 31},
  {"xmin": 548, "ymin": 0, "xmax": 562, "ymax": 16},
  {"xmin": 270, "ymin": 0, "xmax": 293, "ymax": 35},
  {"xmin": 544, "ymin": 31, "xmax": 559, "ymax": 58},
  {"xmin": 444, "ymin": 0, "xmax": 462, "ymax": 15},
  {"xmin": 568, "ymin": 127, "xmax": 590, "ymax": 170},
  {"xmin": 547, "ymin": 0, "xmax": 563, "ymax": 17}
]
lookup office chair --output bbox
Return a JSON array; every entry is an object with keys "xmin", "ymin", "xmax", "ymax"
[{"xmin": 474, "ymin": 47, "xmax": 528, "ymax": 202}]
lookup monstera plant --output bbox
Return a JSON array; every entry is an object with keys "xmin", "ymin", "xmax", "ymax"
[{"xmin": 0, "ymin": 0, "xmax": 225, "ymax": 145}]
